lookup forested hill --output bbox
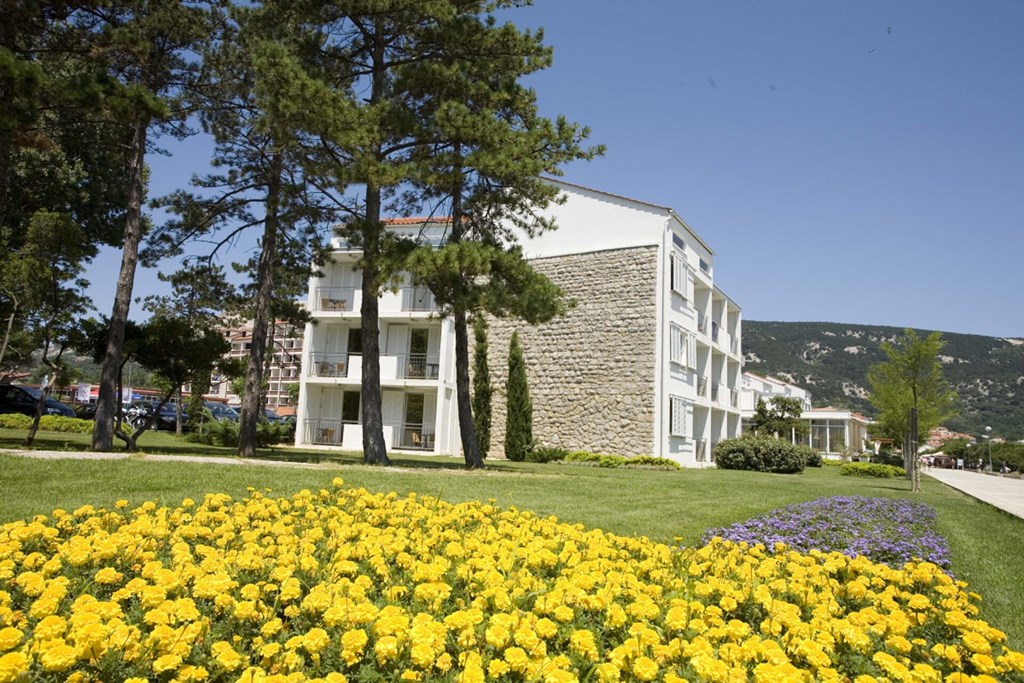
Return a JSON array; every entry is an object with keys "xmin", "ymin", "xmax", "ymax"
[{"xmin": 742, "ymin": 321, "xmax": 1024, "ymax": 440}]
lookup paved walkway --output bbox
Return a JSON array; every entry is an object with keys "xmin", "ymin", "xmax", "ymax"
[
  {"xmin": 1, "ymin": 448, "xmax": 343, "ymax": 470},
  {"xmin": 925, "ymin": 468, "xmax": 1024, "ymax": 520}
]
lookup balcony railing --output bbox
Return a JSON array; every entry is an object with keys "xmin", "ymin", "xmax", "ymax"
[
  {"xmin": 402, "ymin": 287, "xmax": 436, "ymax": 312},
  {"xmin": 313, "ymin": 287, "xmax": 355, "ymax": 312},
  {"xmin": 697, "ymin": 377, "xmax": 708, "ymax": 398},
  {"xmin": 730, "ymin": 388, "xmax": 739, "ymax": 408},
  {"xmin": 304, "ymin": 419, "xmax": 343, "ymax": 445},
  {"xmin": 310, "ymin": 353, "xmax": 349, "ymax": 378},
  {"xmin": 730, "ymin": 337, "xmax": 739, "ymax": 355},
  {"xmin": 711, "ymin": 382, "xmax": 720, "ymax": 403},
  {"xmin": 711, "ymin": 321, "xmax": 720, "ymax": 343},
  {"xmin": 697, "ymin": 313, "xmax": 709, "ymax": 335},
  {"xmin": 398, "ymin": 423, "xmax": 435, "ymax": 451},
  {"xmin": 396, "ymin": 353, "xmax": 440, "ymax": 380}
]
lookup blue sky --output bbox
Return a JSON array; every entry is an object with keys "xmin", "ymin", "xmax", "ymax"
[{"xmin": 87, "ymin": 0, "xmax": 1024, "ymax": 337}]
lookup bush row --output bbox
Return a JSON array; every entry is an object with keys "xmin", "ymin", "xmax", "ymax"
[
  {"xmin": 522, "ymin": 446, "xmax": 681, "ymax": 469},
  {"xmin": 839, "ymin": 462, "xmax": 907, "ymax": 478},
  {"xmin": 0, "ymin": 413, "xmax": 93, "ymax": 433},
  {"xmin": 186, "ymin": 419, "xmax": 295, "ymax": 448}
]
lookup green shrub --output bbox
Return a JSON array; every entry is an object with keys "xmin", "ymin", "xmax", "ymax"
[
  {"xmin": 822, "ymin": 458, "xmax": 845, "ymax": 467},
  {"xmin": 624, "ymin": 456, "xmax": 681, "ymax": 470},
  {"xmin": 0, "ymin": 413, "xmax": 93, "ymax": 433},
  {"xmin": 714, "ymin": 435, "xmax": 806, "ymax": 474},
  {"xmin": 525, "ymin": 446, "xmax": 569, "ymax": 463},
  {"xmin": 187, "ymin": 420, "xmax": 292, "ymax": 448},
  {"xmin": 871, "ymin": 451, "xmax": 905, "ymax": 467},
  {"xmin": 798, "ymin": 446, "xmax": 822, "ymax": 467},
  {"xmin": 565, "ymin": 450, "xmax": 600, "ymax": 464},
  {"xmin": 0, "ymin": 414, "xmax": 33, "ymax": 429},
  {"xmin": 839, "ymin": 462, "xmax": 906, "ymax": 478},
  {"xmin": 562, "ymin": 451, "xmax": 626, "ymax": 468}
]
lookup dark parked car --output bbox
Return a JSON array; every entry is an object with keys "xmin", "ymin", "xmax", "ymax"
[
  {"xmin": 205, "ymin": 401, "xmax": 240, "ymax": 422},
  {"xmin": 0, "ymin": 385, "xmax": 76, "ymax": 418}
]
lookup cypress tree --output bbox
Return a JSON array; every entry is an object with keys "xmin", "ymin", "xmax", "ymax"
[
  {"xmin": 504, "ymin": 331, "xmax": 531, "ymax": 462},
  {"xmin": 471, "ymin": 316, "xmax": 491, "ymax": 456}
]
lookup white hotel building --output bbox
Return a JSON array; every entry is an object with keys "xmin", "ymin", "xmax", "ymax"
[{"xmin": 295, "ymin": 180, "xmax": 744, "ymax": 466}]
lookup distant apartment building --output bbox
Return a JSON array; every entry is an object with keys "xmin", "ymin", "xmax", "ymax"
[
  {"xmin": 210, "ymin": 319, "xmax": 304, "ymax": 410},
  {"xmin": 295, "ymin": 180, "xmax": 744, "ymax": 466}
]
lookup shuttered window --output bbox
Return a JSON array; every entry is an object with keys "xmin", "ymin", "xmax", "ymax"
[{"xmin": 670, "ymin": 395, "xmax": 689, "ymax": 437}]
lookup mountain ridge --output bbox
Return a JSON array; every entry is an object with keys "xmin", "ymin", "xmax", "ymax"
[{"xmin": 742, "ymin": 320, "xmax": 1024, "ymax": 440}]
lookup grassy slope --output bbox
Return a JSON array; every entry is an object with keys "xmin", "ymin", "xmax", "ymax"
[{"xmin": 1, "ymin": 432, "xmax": 1022, "ymax": 649}]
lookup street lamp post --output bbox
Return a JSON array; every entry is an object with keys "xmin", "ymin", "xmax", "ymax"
[{"xmin": 985, "ymin": 426, "xmax": 993, "ymax": 473}]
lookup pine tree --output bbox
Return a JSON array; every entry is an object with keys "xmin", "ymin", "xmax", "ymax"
[
  {"xmin": 401, "ymin": 4, "xmax": 600, "ymax": 468},
  {"xmin": 504, "ymin": 331, "xmax": 531, "ymax": 462},
  {"xmin": 88, "ymin": 0, "xmax": 215, "ymax": 451},
  {"xmin": 143, "ymin": 1, "xmax": 338, "ymax": 457},
  {"xmin": 471, "ymin": 316, "xmax": 491, "ymax": 456}
]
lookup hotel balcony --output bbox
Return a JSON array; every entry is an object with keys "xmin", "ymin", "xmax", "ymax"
[
  {"xmin": 306, "ymin": 353, "xmax": 440, "ymax": 383},
  {"xmin": 302, "ymin": 419, "xmax": 435, "ymax": 451}
]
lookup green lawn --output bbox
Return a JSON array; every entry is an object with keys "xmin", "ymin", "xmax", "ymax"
[{"xmin": 2, "ymin": 428, "xmax": 1023, "ymax": 650}]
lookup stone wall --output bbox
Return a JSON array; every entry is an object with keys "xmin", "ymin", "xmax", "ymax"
[{"xmin": 484, "ymin": 246, "xmax": 659, "ymax": 458}]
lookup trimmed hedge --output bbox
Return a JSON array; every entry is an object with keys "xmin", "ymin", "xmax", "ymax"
[
  {"xmin": 840, "ymin": 462, "xmax": 906, "ymax": 478},
  {"xmin": 560, "ymin": 451, "xmax": 681, "ymax": 470},
  {"xmin": 0, "ymin": 413, "xmax": 94, "ymax": 433},
  {"xmin": 713, "ymin": 435, "xmax": 807, "ymax": 474}
]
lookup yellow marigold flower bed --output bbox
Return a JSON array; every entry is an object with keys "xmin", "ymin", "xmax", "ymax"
[{"xmin": 0, "ymin": 479, "xmax": 1022, "ymax": 683}]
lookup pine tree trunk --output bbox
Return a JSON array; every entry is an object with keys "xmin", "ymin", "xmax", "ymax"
[
  {"xmin": 360, "ymin": 183, "xmax": 388, "ymax": 465},
  {"xmin": 238, "ymin": 154, "xmax": 282, "ymax": 458},
  {"xmin": 454, "ymin": 304, "xmax": 483, "ymax": 468},
  {"xmin": 359, "ymin": 30, "xmax": 389, "ymax": 466},
  {"xmin": 448, "ymin": 177, "xmax": 482, "ymax": 468},
  {"xmin": 92, "ymin": 116, "xmax": 148, "ymax": 451}
]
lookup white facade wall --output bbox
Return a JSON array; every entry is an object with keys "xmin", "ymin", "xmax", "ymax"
[{"xmin": 295, "ymin": 180, "xmax": 744, "ymax": 466}]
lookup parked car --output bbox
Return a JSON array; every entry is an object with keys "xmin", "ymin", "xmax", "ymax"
[
  {"xmin": 205, "ymin": 401, "xmax": 240, "ymax": 422},
  {"xmin": 74, "ymin": 403, "xmax": 98, "ymax": 420},
  {"xmin": 0, "ymin": 385, "xmax": 76, "ymax": 418}
]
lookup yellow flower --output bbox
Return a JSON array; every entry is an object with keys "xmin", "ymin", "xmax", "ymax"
[
  {"xmin": 211, "ymin": 640, "xmax": 245, "ymax": 671},
  {"xmin": 154, "ymin": 653, "xmax": 182, "ymax": 674},
  {"xmin": 0, "ymin": 651, "xmax": 29, "ymax": 683},
  {"xmin": 632, "ymin": 656, "xmax": 659, "ymax": 681},
  {"xmin": 0, "ymin": 628, "xmax": 22, "ymax": 652}
]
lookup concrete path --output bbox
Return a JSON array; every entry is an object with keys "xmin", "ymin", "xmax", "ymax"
[
  {"xmin": 1, "ymin": 448, "xmax": 343, "ymax": 470},
  {"xmin": 925, "ymin": 468, "xmax": 1024, "ymax": 520}
]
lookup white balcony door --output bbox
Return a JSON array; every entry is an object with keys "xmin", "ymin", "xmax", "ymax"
[
  {"xmin": 327, "ymin": 264, "xmax": 361, "ymax": 289},
  {"xmin": 324, "ymin": 325, "xmax": 345, "ymax": 353},
  {"xmin": 319, "ymin": 387, "xmax": 343, "ymax": 419},
  {"xmin": 385, "ymin": 324, "xmax": 409, "ymax": 357}
]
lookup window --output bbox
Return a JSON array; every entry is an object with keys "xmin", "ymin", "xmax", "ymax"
[
  {"xmin": 669, "ymin": 396, "xmax": 689, "ymax": 437},
  {"xmin": 670, "ymin": 251, "xmax": 689, "ymax": 299},
  {"xmin": 670, "ymin": 324, "xmax": 687, "ymax": 367},
  {"xmin": 670, "ymin": 325, "xmax": 696, "ymax": 369},
  {"xmin": 672, "ymin": 233, "xmax": 686, "ymax": 251}
]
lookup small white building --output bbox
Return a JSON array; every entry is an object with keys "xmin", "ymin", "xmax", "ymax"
[
  {"xmin": 295, "ymin": 180, "xmax": 745, "ymax": 466},
  {"xmin": 740, "ymin": 372, "xmax": 871, "ymax": 456}
]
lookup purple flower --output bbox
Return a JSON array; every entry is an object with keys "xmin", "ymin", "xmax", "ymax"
[{"xmin": 701, "ymin": 496, "xmax": 951, "ymax": 570}]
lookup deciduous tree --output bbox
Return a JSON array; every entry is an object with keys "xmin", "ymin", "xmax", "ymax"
[
  {"xmin": 868, "ymin": 329, "xmax": 957, "ymax": 486},
  {"xmin": 750, "ymin": 396, "xmax": 808, "ymax": 440}
]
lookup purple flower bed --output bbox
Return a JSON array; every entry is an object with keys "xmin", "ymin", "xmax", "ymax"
[{"xmin": 702, "ymin": 496, "xmax": 951, "ymax": 570}]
